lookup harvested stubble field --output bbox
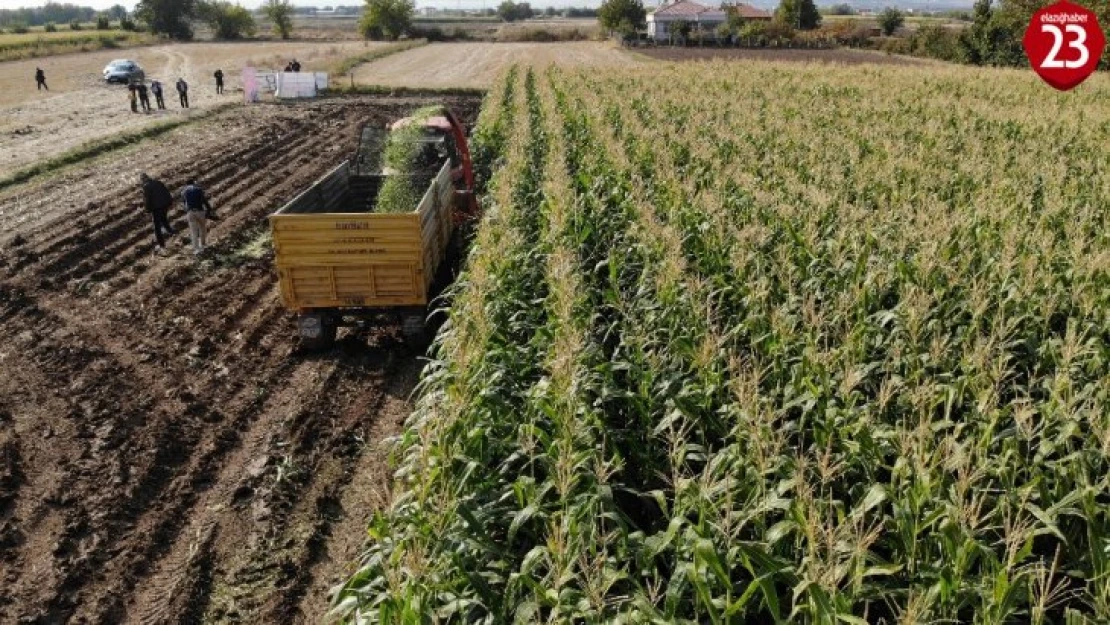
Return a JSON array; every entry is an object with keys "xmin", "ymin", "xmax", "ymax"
[
  {"xmin": 351, "ymin": 42, "xmax": 640, "ymax": 89},
  {"xmin": 0, "ymin": 94, "xmax": 479, "ymax": 624},
  {"xmin": 334, "ymin": 64, "xmax": 1110, "ymax": 623},
  {"xmin": 0, "ymin": 40, "xmax": 390, "ymax": 176}
]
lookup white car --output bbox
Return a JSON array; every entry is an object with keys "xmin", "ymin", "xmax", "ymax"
[{"xmin": 103, "ymin": 59, "xmax": 145, "ymax": 84}]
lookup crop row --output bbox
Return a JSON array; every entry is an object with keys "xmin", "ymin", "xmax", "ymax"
[{"xmin": 335, "ymin": 63, "xmax": 1110, "ymax": 623}]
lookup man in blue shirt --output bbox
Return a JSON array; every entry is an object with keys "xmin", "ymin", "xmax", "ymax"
[{"xmin": 182, "ymin": 179, "xmax": 215, "ymax": 255}]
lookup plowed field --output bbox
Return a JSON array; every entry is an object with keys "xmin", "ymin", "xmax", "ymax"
[{"xmin": 0, "ymin": 94, "xmax": 479, "ymax": 624}]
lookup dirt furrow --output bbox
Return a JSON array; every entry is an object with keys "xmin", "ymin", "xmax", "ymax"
[{"xmin": 0, "ymin": 94, "xmax": 481, "ymax": 624}]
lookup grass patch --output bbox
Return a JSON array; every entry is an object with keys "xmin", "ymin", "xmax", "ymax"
[
  {"xmin": 0, "ymin": 30, "xmax": 153, "ymax": 62},
  {"xmin": 326, "ymin": 39, "xmax": 427, "ymax": 81},
  {"xmin": 0, "ymin": 103, "xmax": 236, "ymax": 193},
  {"xmin": 237, "ymin": 229, "xmax": 273, "ymax": 260}
]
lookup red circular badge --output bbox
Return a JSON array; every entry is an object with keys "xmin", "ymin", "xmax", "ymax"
[{"xmin": 1023, "ymin": 0, "xmax": 1106, "ymax": 91}]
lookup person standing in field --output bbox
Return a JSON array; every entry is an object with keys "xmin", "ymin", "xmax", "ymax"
[
  {"xmin": 128, "ymin": 83, "xmax": 138, "ymax": 113},
  {"xmin": 214, "ymin": 69, "xmax": 224, "ymax": 95},
  {"xmin": 137, "ymin": 82, "xmax": 152, "ymax": 112},
  {"xmin": 182, "ymin": 179, "xmax": 215, "ymax": 255},
  {"xmin": 150, "ymin": 79, "xmax": 165, "ymax": 109},
  {"xmin": 35, "ymin": 68, "xmax": 48, "ymax": 90},
  {"xmin": 140, "ymin": 173, "xmax": 176, "ymax": 254},
  {"xmin": 176, "ymin": 78, "xmax": 189, "ymax": 108}
]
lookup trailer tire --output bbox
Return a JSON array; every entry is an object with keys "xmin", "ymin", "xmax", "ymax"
[
  {"xmin": 401, "ymin": 313, "xmax": 428, "ymax": 346},
  {"xmin": 298, "ymin": 311, "xmax": 337, "ymax": 351}
]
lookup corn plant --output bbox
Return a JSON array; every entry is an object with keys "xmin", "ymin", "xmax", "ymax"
[{"xmin": 335, "ymin": 62, "xmax": 1110, "ymax": 624}]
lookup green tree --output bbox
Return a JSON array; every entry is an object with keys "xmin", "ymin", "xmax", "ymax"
[
  {"xmin": 95, "ymin": 13, "xmax": 111, "ymax": 29},
  {"xmin": 198, "ymin": 0, "xmax": 256, "ymax": 38},
  {"xmin": 725, "ymin": 6, "xmax": 745, "ymax": 33},
  {"xmin": 671, "ymin": 18, "xmax": 691, "ymax": 44},
  {"xmin": 360, "ymin": 0, "xmax": 413, "ymax": 40},
  {"xmin": 135, "ymin": 0, "xmax": 197, "ymax": 39},
  {"xmin": 878, "ymin": 7, "xmax": 903, "ymax": 35},
  {"xmin": 775, "ymin": 0, "xmax": 820, "ymax": 30},
  {"xmin": 955, "ymin": 0, "xmax": 1107, "ymax": 68},
  {"xmin": 826, "ymin": 3, "xmax": 854, "ymax": 15},
  {"xmin": 497, "ymin": 1, "xmax": 534, "ymax": 22},
  {"xmin": 713, "ymin": 6, "xmax": 744, "ymax": 42},
  {"xmin": 263, "ymin": 0, "xmax": 293, "ymax": 38},
  {"xmin": 598, "ymin": 0, "xmax": 645, "ymax": 33}
]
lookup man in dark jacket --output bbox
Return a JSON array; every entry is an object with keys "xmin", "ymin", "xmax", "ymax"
[
  {"xmin": 176, "ymin": 78, "xmax": 189, "ymax": 108},
  {"xmin": 140, "ymin": 173, "xmax": 175, "ymax": 253},
  {"xmin": 214, "ymin": 69, "xmax": 224, "ymax": 94},
  {"xmin": 150, "ymin": 79, "xmax": 165, "ymax": 109},
  {"xmin": 137, "ymin": 82, "xmax": 152, "ymax": 112},
  {"xmin": 35, "ymin": 68, "xmax": 48, "ymax": 90},
  {"xmin": 182, "ymin": 179, "xmax": 216, "ymax": 255}
]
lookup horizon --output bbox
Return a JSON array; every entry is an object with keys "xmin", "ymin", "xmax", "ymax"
[{"xmin": 0, "ymin": 0, "xmax": 976, "ymax": 13}]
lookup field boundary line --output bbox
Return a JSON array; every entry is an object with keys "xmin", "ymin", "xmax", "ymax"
[
  {"xmin": 326, "ymin": 83, "xmax": 487, "ymax": 97},
  {"xmin": 326, "ymin": 39, "xmax": 429, "ymax": 85}
]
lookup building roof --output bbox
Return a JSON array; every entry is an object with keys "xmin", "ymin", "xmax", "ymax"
[
  {"xmin": 652, "ymin": 0, "xmax": 712, "ymax": 17},
  {"xmin": 723, "ymin": 2, "xmax": 773, "ymax": 19}
]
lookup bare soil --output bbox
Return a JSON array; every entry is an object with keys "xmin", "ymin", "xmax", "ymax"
[
  {"xmin": 352, "ymin": 41, "xmax": 641, "ymax": 88},
  {"xmin": 0, "ymin": 40, "xmax": 386, "ymax": 177},
  {"xmin": 0, "ymin": 94, "xmax": 480, "ymax": 624},
  {"xmin": 636, "ymin": 46, "xmax": 925, "ymax": 66}
]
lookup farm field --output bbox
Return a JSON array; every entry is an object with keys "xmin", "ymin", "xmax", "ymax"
[
  {"xmin": 0, "ymin": 40, "xmax": 387, "ymax": 176},
  {"xmin": 0, "ymin": 28, "xmax": 150, "ymax": 62},
  {"xmin": 351, "ymin": 42, "xmax": 639, "ymax": 88},
  {"xmin": 638, "ymin": 45, "xmax": 926, "ymax": 65},
  {"xmin": 335, "ymin": 64, "xmax": 1110, "ymax": 622},
  {"xmin": 0, "ymin": 94, "xmax": 480, "ymax": 623}
]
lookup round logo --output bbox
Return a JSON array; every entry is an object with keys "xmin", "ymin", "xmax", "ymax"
[{"xmin": 1023, "ymin": 0, "xmax": 1106, "ymax": 91}]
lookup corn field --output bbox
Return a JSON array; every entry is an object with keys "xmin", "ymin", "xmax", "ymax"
[{"xmin": 333, "ymin": 62, "xmax": 1110, "ymax": 623}]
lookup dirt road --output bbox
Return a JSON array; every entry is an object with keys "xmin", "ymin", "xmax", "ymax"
[
  {"xmin": 352, "ymin": 41, "xmax": 640, "ymax": 88},
  {"xmin": 0, "ymin": 95, "xmax": 479, "ymax": 624},
  {"xmin": 0, "ymin": 41, "xmax": 385, "ymax": 177}
]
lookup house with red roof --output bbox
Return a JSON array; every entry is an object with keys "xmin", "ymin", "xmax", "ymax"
[{"xmin": 646, "ymin": 0, "xmax": 773, "ymax": 42}]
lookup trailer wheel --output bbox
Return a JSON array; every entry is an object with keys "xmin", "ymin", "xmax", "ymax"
[
  {"xmin": 298, "ymin": 311, "xmax": 337, "ymax": 351},
  {"xmin": 401, "ymin": 313, "xmax": 428, "ymax": 345}
]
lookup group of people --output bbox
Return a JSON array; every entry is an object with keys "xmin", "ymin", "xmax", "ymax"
[
  {"xmin": 128, "ymin": 78, "xmax": 190, "ymax": 113},
  {"xmin": 283, "ymin": 59, "xmax": 302, "ymax": 73},
  {"xmin": 38, "ymin": 64, "xmax": 280, "ymax": 108},
  {"xmin": 140, "ymin": 173, "xmax": 218, "ymax": 256}
]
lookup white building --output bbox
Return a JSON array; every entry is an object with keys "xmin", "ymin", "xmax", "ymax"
[{"xmin": 646, "ymin": 1, "xmax": 773, "ymax": 42}]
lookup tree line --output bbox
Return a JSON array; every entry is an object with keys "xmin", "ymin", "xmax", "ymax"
[
  {"xmin": 130, "ymin": 0, "xmax": 294, "ymax": 39},
  {"xmin": 0, "ymin": 3, "xmax": 103, "ymax": 27},
  {"xmin": 879, "ymin": 0, "xmax": 1107, "ymax": 68}
]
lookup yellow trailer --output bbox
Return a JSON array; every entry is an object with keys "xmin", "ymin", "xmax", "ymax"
[
  {"xmin": 272, "ymin": 159, "xmax": 454, "ymax": 305},
  {"xmin": 270, "ymin": 158, "xmax": 459, "ymax": 348},
  {"xmin": 270, "ymin": 107, "xmax": 478, "ymax": 349}
]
